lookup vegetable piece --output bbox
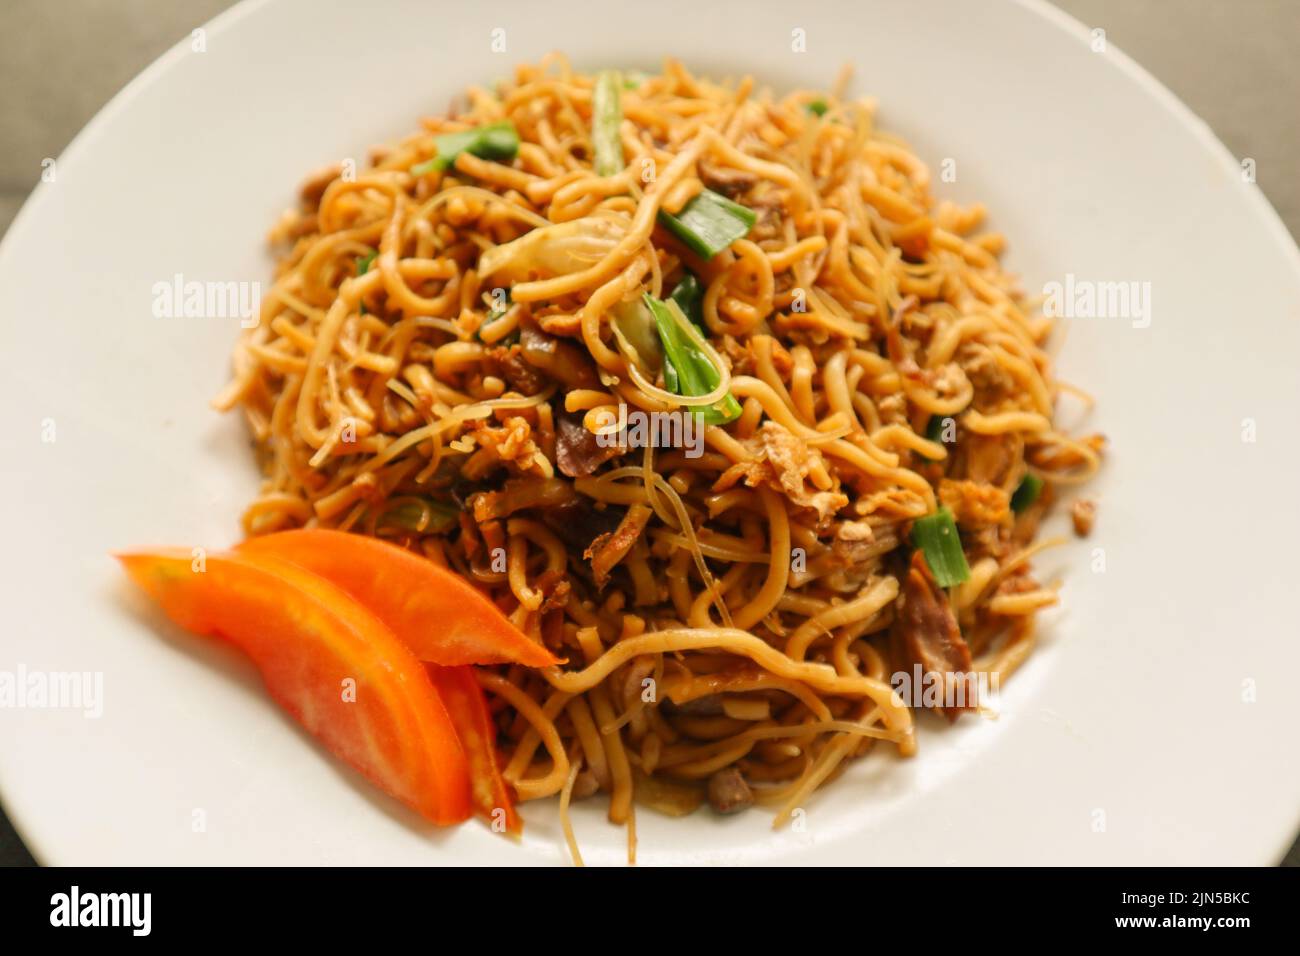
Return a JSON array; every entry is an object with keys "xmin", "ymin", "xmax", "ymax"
[
  {"xmin": 237, "ymin": 529, "xmax": 560, "ymax": 668},
  {"xmin": 910, "ymin": 506, "xmax": 971, "ymax": 587},
  {"xmin": 591, "ymin": 70, "xmax": 624, "ymax": 177},
  {"xmin": 707, "ymin": 766, "xmax": 754, "ymax": 814},
  {"xmin": 643, "ymin": 294, "xmax": 741, "ymax": 424},
  {"xmin": 611, "ymin": 297, "xmax": 664, "ymax": 373},
  {"xmin": 806, "ymin": 99, "xmax": 829, "ymax": 117},
  {"xmin": 357, "ymin": 251, "xmax": 377, "ymax": 314},
  {"xmin": 1010, "ymin": 473, "xmax": 1044, "ymax": 513},
  {"xmin": 923, "ymin": 414, "xmax": 954, "ymax": 460},
  {"xmin": 410, "ymin": 121, "xmax": 520, "ymax": 176},
  {"xmin": 668, "ymin": 272, "xmax": 705, "ymax": 328},
  {"xmin": 893, "ymin": 550, "xmax": 976, "ymax": 722},
  {"xmin": 657, "ymin": 188, "xmax": 757, "ymax": 260},
  {"xmin": 476, "ymin": 215, "xmax": 627, "ymax": 284},
  {"xmin": 115, "ymin": 548, "xmax": 472, "ymax": 825},
  {"xmin": 426, "ymin": 665, "xmax": 521, "ymax": 837},
  {"xmin": 375, "ymin": 496, "xmax": 459, "ymax": 535}
]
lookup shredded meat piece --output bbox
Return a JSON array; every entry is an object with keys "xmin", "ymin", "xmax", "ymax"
[
  {"xmin": 957, "ymin": 433, "xmax": 1014, "ymax": 486},
  {"xmin": 585, "ymin": 503, "xmax": 653, "ymax": 588},
  {"xmin": 1071, "ymin": 499, "xmax": 1096, "ymax": 537},
  {"xmin": 706, "ymin": 767, "xmax": 754, "ymax": 815},
  {"xmin": 698, "ymin": 161, "xmax": 758, "ymax": 197},
  {"xmin": 519, "ymin": 325, "xmax": 601, "ymax": 388},
  {"xmin": 483, "ymin": 343, "xmax": 547, "ymax": 395},
  {"xmin": 713, "ymin": 422, "xmax": 847, "ymax": 522},
  {"xmin": 470, "ymin": 476, "xmax": 576, "ymax": 522},
  {"xmin": 968, "ymin": 522, "xmax": 1013, "ymax": 564},
  {"xmin": 927, "ymin": 362, "xmax": 970, "ymax": 400},
  {"xmin": 960, "ymin": 343, "xmax": 1017, "ymax": 408},
  {"xmin": 831, "ymin": 520, "xmax": 876, "ymax": 564},
  {"xmin": 468, "ymin": 416, "xmax": 547, "ymax": 476},
  {"xmin": 745, "ymin": 186, "xmax": 786, "ymax": 237},
  {"xmin": 891, "ymin": 550, "xmax": 976, "ymax": 721},
  {"xmin": 939, "ymin": 478, "xmax": 1011, "ymax": 528},
  {"xmin": 554, "ymin": 409, "xmax": 623, "ymax": 478},
  {"xmin": 826, "ymin": 521, "xmax": 894, "ymax": 592},
  {"xmin": 852, "ymin": 486, "xmax": 929, "ymax": 520},
  {"xmin": 719, "ymin": 335, "xmax": 755, "ymax": 378}
]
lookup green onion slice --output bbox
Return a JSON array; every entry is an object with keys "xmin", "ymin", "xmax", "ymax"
[
  {"xmin": 668, "ymin": 272, "xmax": 705, "ymax": 328},
  {"xmin": 592, "ymin": 70, "xmax": 624, "ymax": 177},
  {"xmin": 922, "ymin": 414, "xmax": 955, "ymax": 460},
  {"xmin": 807, "ymin": 99, "xmax": 829, "ymax": 117},
  {"xmin": 658, "ymin": 189, "xmax": 756, "ymax": 260},
  {"xmin": 911, "ymin": 507, "xmax": 971, "ymax": 587},
  {"xmin": 376, "ymin": 496, "xmax": 459, "ymax": 535},
  {"xmin": 411, "ymin": 121, "xmax": 520, "ymax": 176},
  {"xmin": 1010, "ymin": 473, "xmax": 1044, "ymax": 514},
  {"xmin": 643, "ymin": 294, "xmax": 741, "ymax": 425},
  {"xmin": 356, "ymin": 251, "xmax": 378, "ymax": 314}
]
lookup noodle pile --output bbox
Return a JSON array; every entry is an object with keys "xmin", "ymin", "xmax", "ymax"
[{"xmin": 214, "ymin": 55, "xmax": 1102, "ymax": 862}]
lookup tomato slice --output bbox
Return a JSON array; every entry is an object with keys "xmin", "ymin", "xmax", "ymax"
[
  {"xmin": 427, "ymin": 665, "xmax": 522, "ymax": 837},
  {"xmin": 116, "ymin": 548, "xmax": 471, "ymax": 826},
  {"xmin": 238, "ymin": 529, "xmax": 559, "ymax": 668}
]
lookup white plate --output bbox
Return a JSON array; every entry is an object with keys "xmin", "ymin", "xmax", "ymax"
[{"xmin": 2, "ymin": 0, "xmax": 1297, "ymax": 866}]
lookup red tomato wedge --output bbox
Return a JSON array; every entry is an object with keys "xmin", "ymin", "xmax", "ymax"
[
  {"xmin": 116, "ymin": 548, "xmax": 472, "ymax": 826},
  {"xmin": 237, "ymin": 529, "xmax": 559, "ymax": 668},
  {"xmin": 427, "ymin": 665, "xmax": 522, "ymax": 837}
]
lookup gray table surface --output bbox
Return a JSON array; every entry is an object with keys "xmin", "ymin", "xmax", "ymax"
[{"xmin": 1, "ymin": 0, "xmax": 1296, "ymax": 867}]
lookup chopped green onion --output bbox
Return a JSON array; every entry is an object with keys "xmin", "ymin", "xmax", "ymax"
[
  {"xmin": 592, "ymin": 71, "xmax": 624, "ymax": 177},
  {"xmin": 356, "ymin": 251, "xmax": 378, "ymax": 314},
  {"xmin": 668, "ymin": 272, "xmax": 704, "ymax": 328},
  {"xmin": 1010, "ymin": 473, "xmax": 1044, "ymax": 514},
  {"xmin": 658, "ymin": 189, "xmax": 756, "ymax": 260},
  {"xmin": 411, "ymin": 121, "xmax": 520, "ymax": 176},
  {"xmin": 622, "ymin": 71, "xmax": 650, "ymax": 90},
  {"xmin": 806, "ymin": 99, "xmax": 829, "ymax": 117},
  {"xmin": 478, "ymin": 307, "xmax": 519, "ymax": 345},
  {"xmin": 911, "ymin": 507, "xmax": 970, "ymax": 587},
  {"xmin": 376, "ymin": 497, "xmax": 459, "ymax": 535},
  {"xmin": 922, "ymin": 414, "xmax": 956, "ymax": 459},
  {"xmin": 611, "ymin": 298, "xmax": 664, "ymax": 373},
  {"xmin": 643, "ymin": 294, "xmax": 741, "ymax": 425}
]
